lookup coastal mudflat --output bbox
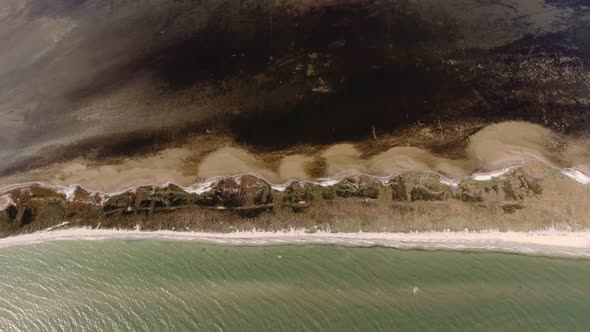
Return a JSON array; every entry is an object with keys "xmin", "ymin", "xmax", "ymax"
[
  {"xmin": 1, "ymin": 121, "xmax": 589, "ymax": 193},
  {"xmin": 2, "ymin": 0, "xmax": 590, "ymax": 182}
]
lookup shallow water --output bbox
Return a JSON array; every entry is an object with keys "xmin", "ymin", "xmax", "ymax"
[{"xmin": 1, "ymin": 240, "xmax": 590, "ymax": 331}]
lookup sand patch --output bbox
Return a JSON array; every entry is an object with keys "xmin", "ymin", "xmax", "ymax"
[
  {"xmin": 467, "ymin": 122, "xmax": 559, "ymax": 170},
  {"xmin": 322, "ymin": 144, "xmax": 367, "ymax": 176},
  {"xmin": 367, "ymin": 147, "xmax": 469, "ymax": 178},
  {"xmin": 278, "ymin": 155, "xmax": 315, "ymax": 180},
  {"xmin": 0, "ymin": 148, "xmax": 195, "ymax": 192},
  {"xmin": 197, "ymin": 147, "xmax": 280, "ymax": 182},
  {"xmin": 1, "ymin": 121, "xmax": 589, "ymax": 191}
]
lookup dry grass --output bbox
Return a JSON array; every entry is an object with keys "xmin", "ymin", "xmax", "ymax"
[{"xmin": 2, "ymin": 163, "xmax": 590, "ymax": 238}]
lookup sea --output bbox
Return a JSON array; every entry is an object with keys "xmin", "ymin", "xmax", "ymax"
[{"xmin": 1, "ymin": 239, "xmax": 590, "ymax": 331}]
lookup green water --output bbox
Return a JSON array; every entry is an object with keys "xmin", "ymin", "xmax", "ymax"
[{"xmin": 1, "ymin": 241, "xmax": 590, "ymax": 331}]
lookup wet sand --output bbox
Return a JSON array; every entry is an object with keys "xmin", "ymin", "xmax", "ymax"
[
  {"xmin": 2, "ymin": 0, "xmax": 590, "ymax": 177},
  {"xmin": 1, "ymin": 121, "xmax": 588, "ymax": 193}
]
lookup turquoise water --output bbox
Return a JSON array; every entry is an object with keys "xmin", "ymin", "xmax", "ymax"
[{"xmin": 1, "ymin": 240, "xmax": 590, "ymax": 331}]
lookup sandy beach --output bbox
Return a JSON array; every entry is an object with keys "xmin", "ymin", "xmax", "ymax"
[{"xmin": 1, "ymin": 227, "xmax": 589, "ymax": 257}]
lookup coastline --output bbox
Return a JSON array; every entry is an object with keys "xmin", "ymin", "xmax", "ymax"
[
  {"xmin": 1, "ymin": 160, "xmax": 589, "ymax": 199},
  {"xmin": 2, "ymin": 161, "xmax": 590, "ymax": 240},
  {"xmin": 1, "ymin": 227, "xmax": 589, "ymax": 258}
]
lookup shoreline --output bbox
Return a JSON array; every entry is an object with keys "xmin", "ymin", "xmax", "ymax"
[
  {"xmin": 1, "ymin": 227, "xmax": 589, "ymax": 258},
  {"xmin": 2, "ymin": 160, "xmax": 590, "ymax": 241},
  {"xmin": 1, "ymin": 160, "xmax": 589, "ymax": 199}
]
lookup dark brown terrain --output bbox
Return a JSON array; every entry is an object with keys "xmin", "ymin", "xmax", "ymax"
[
  {"xmin": 1, "ymin": 0, "xmax": 590, "ymax": 235},
  {"xmin": 2, "ymin": 163, "xmax": 589, "ymax": 237},
  {"xmin": 1, "ymin": 0, "xmax": 590, "ymax": 174}
]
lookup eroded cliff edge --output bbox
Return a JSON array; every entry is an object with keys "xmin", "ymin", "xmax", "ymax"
[{"xmin": 0, "ymin": 162, "xmax": 588, "ymax": 237}]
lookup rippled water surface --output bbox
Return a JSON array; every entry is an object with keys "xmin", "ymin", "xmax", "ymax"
[{"xmin": 1, "ymin": 240, "xmax": 590, "ymax": 331}]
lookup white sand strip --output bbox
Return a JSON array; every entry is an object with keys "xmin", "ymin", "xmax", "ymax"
[{"xmin": 1, "ymin": 228, "xmax": 589, "ymax": 257}]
